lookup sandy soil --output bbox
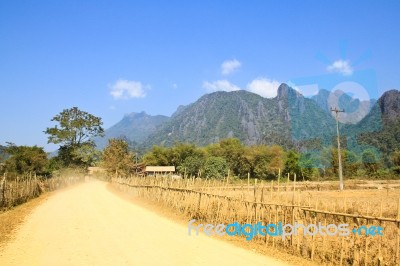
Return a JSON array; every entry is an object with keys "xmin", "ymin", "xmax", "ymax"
[{"xmin": 0, "ymin": 180, "xmax": 291, "ymax": 266}]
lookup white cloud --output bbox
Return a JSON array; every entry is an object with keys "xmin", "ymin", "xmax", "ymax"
[
  {"xmin": 221, "ymin": 59, "xmax": 241, "ymax": 75},
  {"xmin": 109, "ymin": 79, "xmax": 148, "ymax": 99},
  {"xmin": 172, "ymin": 83, "xmax": 178, "ymax": 89},
  {"xmin": 327, "ymin": 60, "xmax": 353, "ymax": 76},
  {"xmin": 203, "ymin": 80, "xmax": 241, "ymax": 92},
  {"xmin": 246, "ymin": 78, "xmax": 281, "ymax": 98}
]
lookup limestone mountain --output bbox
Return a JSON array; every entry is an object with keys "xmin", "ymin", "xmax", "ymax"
[
  {"xmin": 98, "ymin": 84, "xmax": 399, "ymax": 164},
  {"xmin": 353, "ymin": 90, "xmax": 400, "ymax": 161},
  {"xmin": 95, "ymin": 111, "xmax": 169, "ymax": 149},
  {"xmin": 142, "ymin": 84, "xmax": 337, "ymax": 149}
]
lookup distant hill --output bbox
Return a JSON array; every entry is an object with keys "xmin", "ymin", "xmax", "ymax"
[
  {"xmin": 98, "ymin": 85, "xmax": 400, "ymax": 165},
  {"xmin": 95, "ymin": 111, "xmax": 169, "ymax": 150},
  {"xmin": 142, "ymin": 84, "xmax": 337, "ymax": 149},
  {"xmin": 311, "ymin": 89, "xmax": 376, "ymax": 116},
  {"xmin": 353, "ymin": 90, "xmax": 400, "ymax": 162}
]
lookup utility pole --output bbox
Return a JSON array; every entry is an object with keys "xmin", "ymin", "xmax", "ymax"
[{"xmin": 331, "ymin": 107, "xmax": 345, "ymax": 191}]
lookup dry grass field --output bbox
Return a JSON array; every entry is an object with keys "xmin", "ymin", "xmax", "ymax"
[{"xmin": 112, "ymin": 176, "xmax": 400, "ymax": 266}]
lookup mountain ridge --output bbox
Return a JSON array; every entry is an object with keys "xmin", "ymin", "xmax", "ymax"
[{"xmin": 96, "ymin": 85, "xmax": 400, "ymax": 157}]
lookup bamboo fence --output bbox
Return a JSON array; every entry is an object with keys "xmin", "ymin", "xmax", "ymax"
[
  {"xmin": 112, "ymin": 176, "xmax": 400, "ymax": 266},
  {"xmin": 0, "ymin": 174, "xmax": 84, "ymax": 210}
]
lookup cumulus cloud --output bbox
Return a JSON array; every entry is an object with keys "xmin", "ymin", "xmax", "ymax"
[
  {"xmin": 203, "ymin": 80, "xmax": 241, "ymax": 92},
  {"xmin": 327, "ymin": 60, "xmax": 353, "ymax": 76},
  {"xmin": 109, "ymin": 79, "xmax": 148, "ymax": 99},
  {"xmin": 221, "ymin": 59, "xmax": 241, "ymax": 75},
  {"xmin": 246, "ymin": 78, "xmax": 281, "ymax": 98}
]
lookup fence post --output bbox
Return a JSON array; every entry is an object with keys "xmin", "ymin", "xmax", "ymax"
[
  {"xmin": 0, "ymin": 173, "xmax": 5, "ymax": 207},
  {"xmin": 277, "ymin": 169, "xmax": 280, "ymax": 192},
  {"xmin": 197, "ymin": 192, "xmax": 202, "ymax": 214},
  {"xmin": 396, "ymin": 198, "xmax": 400, "ymax": 265},
  {"xmin": 247, "ymin": 172, "xmax": 250, "ymax": 192},
  {"xmin": 254, "ymin": 179, "xmax": 257, "ymax": 223}
]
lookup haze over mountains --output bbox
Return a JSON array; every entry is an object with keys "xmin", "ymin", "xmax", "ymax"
[{"xmin": 96, "ymin": 84, "xmax": 400, "ymax": 157}]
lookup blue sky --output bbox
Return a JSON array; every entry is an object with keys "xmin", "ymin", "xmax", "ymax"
[{"xmin": 1, "ymin": 1, "xmax": 400, "ymax": 151}]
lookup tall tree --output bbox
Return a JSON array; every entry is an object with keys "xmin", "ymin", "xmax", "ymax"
[
  {"xmin": 283, "ymin": 150, "xmax": 301, "ymax": 180},
  {"xmin": 203, "ymin": 156, "xmax": 228, "ymax": 179},
  {"xmin": 362, "ymin": 149, "xmax": 379, "ymax": 175},
  {"xmin": 102, "ymin": 138, "xmax": 135, "ymax": 177},
  {"xmin": 4, "ymin": 143, "xmax": 48, "ymax": 175},
  {"xmin": 44, "ymin": 107, "xmax": 104, "ymax": 167}
]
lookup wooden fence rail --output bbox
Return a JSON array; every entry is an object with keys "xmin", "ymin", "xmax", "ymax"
[
  {"xmin": 112, "ymin": 177, "xmax": 400, "ymax": 266},
  {"xmin": 0, "ymin": 174, "xmax": 84, "ymax": 210}
]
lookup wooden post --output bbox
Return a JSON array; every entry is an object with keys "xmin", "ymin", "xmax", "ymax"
[
  {"xmin": 396, "ymin": 198, "xmax": 400, "ymax": 265},
  {"xmin": 277, "ymin": 169, "xmax": 280, "ymax": 192},
  {"xmin": 260, "ymin": 183, "xmax": 264, "ymax": 203},
  {"xmin": 197, "ymin": 193, "xmax": 202, "ymax": 214},
  {"xmin": 365, "ymin": 218, "xmax": 369, "ymax": 266},
  {"xmin": 247, "ymin": 172, "xmax": 250, "ymax": 192},
  {"xmin": 254, "ymin": 179, "xmax": 257, "ymax": 223},
  {"xmin": 386, "ymin": 179, "xmax": 390, "ymax": 196},
  {"xmin": 292, "ymin": 173, "xmax": 296, "ymax": 204},
  {"xmin": 0, "ymin": 173, "xmax": 5, "ymax": 207},
  {"xmin": 377, "ymin": 199, "xmax": 383, "ymax": 265},
  {"xmin": 254, "ymin": 179, "xmax": 257, "ymax": 202}
]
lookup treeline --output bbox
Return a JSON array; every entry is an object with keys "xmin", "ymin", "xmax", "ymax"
[
  {"xmin": 0, "ymin": 143, "xmax": 51, "ymax": 178},
  {"xmin": 102, "ymin": 137, "xmax": 400, "ymax": 180}
]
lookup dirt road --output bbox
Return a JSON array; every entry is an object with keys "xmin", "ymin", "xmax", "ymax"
[{"xmin": 0, "ymin": 180, "xmax": 291, "ymax": 266}]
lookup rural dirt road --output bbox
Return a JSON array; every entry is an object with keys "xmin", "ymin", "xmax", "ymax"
[{"xmin": 0, "ymin": 180, "xmax": 291, "ymax": 266}]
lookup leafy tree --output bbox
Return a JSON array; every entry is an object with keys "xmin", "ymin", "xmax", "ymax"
[
  {"xmin": 44, "ymin": 107, "xmax": 104, "ymax": 167},
  {"xmin": 299, "ymin": 151, "xmax": 320, "ymax": 180},
  {"xmin": 203, "ymin": 156, "xmax": 227, "ymax": 179},
  {"xmin": 344, "ymin": 150, "xmax": 360, "ymax": 177},
  {"xmin": 283, "ymin": 150, "xmax": 301, "ymax": 180},
  {"xmin": 206, "ymin": 138, "xmax": 247, "ymax": 177},
  {"xmin": 143, "ymin": 143, "xmax": 205, "ymax": 177},
  {"xmin": 4, "ymin": 143, "xmax": 48, "ymax": 175},
  {"xmin": 391, "ymin": 150, "xmax": 400, "ymax": 174},
  {"xmin": 102, "ymin": 139, "xmax": 135, "ymax": 177},
  {"xmin": 142, "ymin": 146, "xmax": 171, "ymax": 166},
  {"xmin": 170, "ymin": 143, "xmax": 202, "ymax": 168},
  {"xmin": 246, "ymin": 145, "xmax": 284, "ymax": 180},
  {"xmin": 178, "ymin": 154, "xmax": 205, "ymax": 177},
  {"xmin": 362, "ymin": 149, "xmax": 379, "ymax": 175}
]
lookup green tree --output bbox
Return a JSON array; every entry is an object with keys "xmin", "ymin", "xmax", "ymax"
[
  {"xmin": 44, "ymin": 107, "xmax": 104, "ymax": 167},
  {"xmin": 4, "ymin": 143, "xmax": 48, "ymax": 175},
  {"xmin": 344, "ymin": 150, "xmax": 360, "ymax": 177},
  {"xmin": 102, "ymin": 139, "xmax": 135, "ymax": 177},
  {"xmin": 299, "ymin": 151, "xmax": 320, "ymax": 181},
  {"xmin": 283, "ymin": 150, "xmax": 301, "ymax": 180},
  {"xmin": 203, "ymin": 156, "xmax": 227, "ymax": 179},
  {"xmin": 206, "ymin": 138, "xmax": 248, "ymax": 177},
  {"xmin": 391, "ymin": 150, "xmax": 400, "ymax": 174},
  {"xmin": 142, "ymin": 146, "xmax": 171, "ymax": 166},
  {"xmin": 178, "ymin": 154, "xmax": 205, "ymax": 177},
  {"xmin": 246, "ymin": 145, "xmax": 284, "ymax": 180},
  {"xmin": 362, "ymin": 149, "xmax": 379, "ymax": 175}
]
